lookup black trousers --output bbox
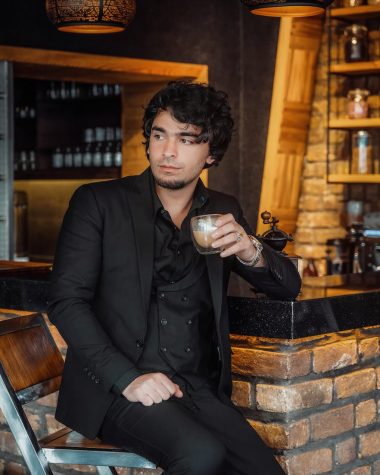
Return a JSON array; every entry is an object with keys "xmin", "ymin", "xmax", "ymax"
[{"xmin": 98, "ymin": 380, "xmax": 284, "ymax": 475}]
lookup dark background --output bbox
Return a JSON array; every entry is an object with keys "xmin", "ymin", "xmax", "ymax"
[{"xmin": 1, "ymin": 0, "xmax": 279, "ymax": 231}]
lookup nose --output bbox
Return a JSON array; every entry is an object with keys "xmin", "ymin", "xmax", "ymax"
[{"xmin": 162, "ymin": 137, "xmax": 177, "ymax": 158}]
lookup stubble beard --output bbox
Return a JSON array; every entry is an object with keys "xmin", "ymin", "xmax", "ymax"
[{"xmin": 153, "ymin": 175, "xmax": 188, "ymax": 190}]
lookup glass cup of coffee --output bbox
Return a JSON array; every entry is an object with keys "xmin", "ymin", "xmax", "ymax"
[{"xmin": 190, "ymin": 214, "xmax": 222, "ymax": 255}]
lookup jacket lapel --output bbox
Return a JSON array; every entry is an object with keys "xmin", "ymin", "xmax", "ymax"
[{"xmin": 125, "ymin": 169, "xmax": 154, "ymax": 316}]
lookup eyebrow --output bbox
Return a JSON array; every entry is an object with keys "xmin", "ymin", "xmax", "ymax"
[{"xmin": 151, "ymin": 126, "xmax": 201, "ymax": 138}]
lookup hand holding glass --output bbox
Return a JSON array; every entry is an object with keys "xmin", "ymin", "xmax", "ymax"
[{"xmin": 190, "ymin": 214, "xmax": 223, "ymax": 255}]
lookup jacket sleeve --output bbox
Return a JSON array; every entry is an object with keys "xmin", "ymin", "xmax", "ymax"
[
  {"xmin": 47, "ymin": 185, "xmax": 141, "ymax": 395},
  {"xmin": 230, "ymin": 199, "xmax": 302, "ymax": 300}
]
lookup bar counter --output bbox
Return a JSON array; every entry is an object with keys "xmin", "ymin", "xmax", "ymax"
[{"xmin": 0, "ymin": 262, "xmax": 379, "ymax": 474}]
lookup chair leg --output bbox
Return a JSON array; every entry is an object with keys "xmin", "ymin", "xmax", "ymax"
[
  {"xmin": 96, "ymin": 467, "xmax": 118, "ymax": 475},
  {"xmin": 0, "ymin": 376, "xmax": 53, "ymax": 475}
]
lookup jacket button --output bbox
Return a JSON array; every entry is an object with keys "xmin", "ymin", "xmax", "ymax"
[
  {"xmin": 186, "ymin": 319, "xmax": 193, "ymax": 325},
  {"xmin": 161, "ymin": 346, "xmax": 167, "ymax": 352},
  {"xmin": 136, "ymin": 340, "xmax": 144, "ymax": 348},
  {"xmin": 159, "ymin": 292, "xmax": 166, "ymax": 300},
  {"xmin": 95, "ymin": 378, "xmax": 100, "ymax": 384},
  {"xmin": 91, "ymin": 374, "xmax": 96, "ymax": 381},
  {"xmin": 181, "ymin": 295, "xmax": 189, "ymax": 303},
  {"xmin": 160, "ymin": 318, "xmax": 168, "ymax": 326},
  {"xmin": 184, "ymin": 346, "xmax": 191, "ymax": 353}
]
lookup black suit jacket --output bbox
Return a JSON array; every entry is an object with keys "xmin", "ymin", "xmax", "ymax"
[{"xmin": 48, "ymin": 168, "xmax": 301, "ymax": 439}]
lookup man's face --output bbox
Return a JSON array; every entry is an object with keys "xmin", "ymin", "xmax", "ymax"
[{"xmin": 148, "ymin": 109, "xmax": 215, "ymax": 190}]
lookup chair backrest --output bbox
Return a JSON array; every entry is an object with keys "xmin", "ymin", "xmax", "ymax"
[{"xmin": 0, "ymin": 313, "xmax": 64, "ymax": 404}]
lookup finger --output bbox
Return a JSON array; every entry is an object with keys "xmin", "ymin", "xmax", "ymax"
[
  {"xmin": 215, "ymin": 213, "xmax": 235, "ymax": 227},
  {"xmin": 212, "ymin": 222, "xmax": 240, "ymax": 240},
  {"xmin": 212, "ymin": 231, "xmax": 244, "ymax": 250},
  {"xmin": 140, "ymin": 394, "xmax": 154, "ymax": 406},
  {"xmin": 174, "ymin": 385, "xmax": 183, "ymax": 398},
  {"xmin": 220, "ymin": 242, "xmax": 242, "ymax": 258},
  {"xmin": 155, "ymin": 373, "xmax": 178, "ymax": 397}
]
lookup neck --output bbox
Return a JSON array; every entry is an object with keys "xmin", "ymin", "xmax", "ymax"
[{"xmin": 155, "ymin": 180, "xmax": 198, "ymax": 227}]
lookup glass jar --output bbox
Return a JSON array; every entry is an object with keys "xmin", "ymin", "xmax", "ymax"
[
  {"xmin": 344, "ymin": 24, "xmax": 369, "ymax": 62},
  {"xmin": 351, "ymin": 130, "xmax": 373, "ymax": 174},
  {"xmin": 347, "ymin": 89, "xmax": 369, "ymax": 118}
]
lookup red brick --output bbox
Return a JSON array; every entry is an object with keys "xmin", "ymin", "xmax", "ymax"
[
  {"xmin": 359, "ymin": 337, "xmax": 379, "ymax": 361},
  {"xmin": 310, "ymin": 404, "xmax": 354, "ymax": 440},
  {"xmin": 335, "ymin": 437, "xmax": 356, "ymax": 465},
  {"xmin": 285, "ymin": 448, "xmax": 333, "ymax": 474},
  {"xmin": 0, "ymin": 431, "xmax": 21, "ymax": 454},
  {"xmin": 256, "ymin": 379, "xmax": 332, "ymax": 412},
  {"xmin": 313, "ymin": 340, "xmax": 357, "ymax": 373},
  {"xmin": 4, "ymin": 462, "xmax": 28, "ymax": 474},
  {"xmin": 249, "ymin": 418, "xmax": 310, "ymax": 449},
  {"xmin": 349, "ymin": 466, "xmax": 371, "ymax": 475},
  {"xmin": 231, "ymin": 347, "xmax": 311, "ymax": 379},
  {"xmin": 355, "ymin": 399, "xmax": 377, "ymax": 428},
  {"xmin": 335, "ymin": 369, "xmax": 376, "ymax": 399},
  {"xmin": 359, "ymin": 429, "xmax": 380, "ymax": 457},
  {"xmin": 231, "ymin": 380, "xmax": 253, "ymax": 408}
]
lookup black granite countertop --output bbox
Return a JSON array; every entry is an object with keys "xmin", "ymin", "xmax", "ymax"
[{"xmin": 0, "ymin": 267, "xmax": 379, "ymax": 339}]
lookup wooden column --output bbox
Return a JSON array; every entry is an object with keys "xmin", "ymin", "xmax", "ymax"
[{"xmin": 257, "ymin": 17, "xmax": 323, "ymax": 236}]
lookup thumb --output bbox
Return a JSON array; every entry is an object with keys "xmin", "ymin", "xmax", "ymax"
[{"xmin": 174, "ymin": 384, "xmax": 183, "ymax": 397}]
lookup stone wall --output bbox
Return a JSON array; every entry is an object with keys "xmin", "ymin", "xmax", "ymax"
[{"xmin": 230, "ymin": 326, "xmax": 380, "ymax": 475}]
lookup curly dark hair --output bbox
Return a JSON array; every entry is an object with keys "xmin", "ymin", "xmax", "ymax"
[{"xmin": 142, "ymin": 80, "xmax": 234, "ymax": 168}]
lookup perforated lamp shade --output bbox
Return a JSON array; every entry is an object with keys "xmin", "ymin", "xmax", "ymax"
[
  {"xmin": 241, "ymin": 0, "xmax": 334, "ymax": 17},
  {"xmin": 46, "ymin": 0, "xmax": 136, "ymax": 34}
]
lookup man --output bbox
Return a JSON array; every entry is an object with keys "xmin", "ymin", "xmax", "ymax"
[{"xmin": 48, "ymin": 81, "xmax": 301, "ymax": 475}]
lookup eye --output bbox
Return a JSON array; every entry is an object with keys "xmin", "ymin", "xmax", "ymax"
[
  {"xmin": 180, "ymin": 137, "xmax": 195, "ymax": 145},
  {"xmin": 153, "ymin": 133, "xmax": 164, "ymax": 141}
]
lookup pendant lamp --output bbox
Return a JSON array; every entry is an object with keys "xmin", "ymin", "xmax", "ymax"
[
  {"xmin": 46, "ymin": 0, "xmax": 136, "ymax": 34},
  {"xmin": 241, "ymin": 0, "xmax": 334, "ymax": 17}
]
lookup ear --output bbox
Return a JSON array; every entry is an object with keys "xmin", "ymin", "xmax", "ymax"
[{"xmin": 205, "ymin": 156, "xmax": 215, "ymax": 166}]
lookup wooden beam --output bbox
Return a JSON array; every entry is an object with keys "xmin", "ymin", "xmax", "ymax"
[{"xmin": 257, "ymin": 17, "xmax": 323, "ymax": 235}]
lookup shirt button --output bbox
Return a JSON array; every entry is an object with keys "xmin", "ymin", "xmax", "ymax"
[
  {"xmin": 136, "ymin": 340, "xmax": 144, "ymax": 348},
  {"xmin": 181, "ymin": 295, "xmax": 189, "ymax": 303},
  {"xmin": 184, "ymin": 346, "xmax": 191, "ymax": 353},
  {"xmin": 161, "ymin": 346, "xmax": 167, "ymax": 352},
  {"xmin": 160, "ymin": 318, "xmax": 168, "ymax": 326},
  {"xmin": 186, "ymin": 319, "xmax": 193, "ymax": 325}
]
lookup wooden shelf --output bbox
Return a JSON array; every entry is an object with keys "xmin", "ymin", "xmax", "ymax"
[
  {"xmin": 330, "ymin": 5, "xmax": 380, "ymax": 19},
  {"xmin": 14, "ymin": 167, "xmax": 121, "ymax": 180},
  {"xmin": 328, "ymin": 174, "xmax": 380, "ymax": 183},
  {"xmin": 329, "ymin": 118, "xmax": 380, "ymax": 129},
  {"xmin": 330, "ymin": 61, "xmax": 380, "ymax": 75}
]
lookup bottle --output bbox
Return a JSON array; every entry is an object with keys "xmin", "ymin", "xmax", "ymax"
[
  {"xmin": 64, "ymin": 147, "xmax": 73, "ymax": 168},
  {"xmin": 73, "ymin": 146, "xmax": 83, "ymax": 168},
  {"xmin": 103, "ymin": 142, "xmax": 113, "ymax": 167},
  {"xmin": 29, "ymin": 150, "xmax": 36, "ymax": 171},
  {"xmin": 344, "ymin": 25, "xmax": 369, "ymax": 62},
  {"xmin": 351, "ymin": 131, "xmax": 373, "ymax": 174},
  {"xmin": 113, "ymin": 141, "xmax": 122, "ymax": 167},
  {"xmin": 82, "ymin": 128, "xmax": 94, "ymax": 167},
  {"xmin": 92, "ymin": 143, "xmax": 103, "ymax": 167},
  {"xmin": 52, "ymin": 147, "xmax": 64, "ymax": 168},
  {"xmin": 347, "ymin": 89, "xmax": 369, "ymax": 119}
]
